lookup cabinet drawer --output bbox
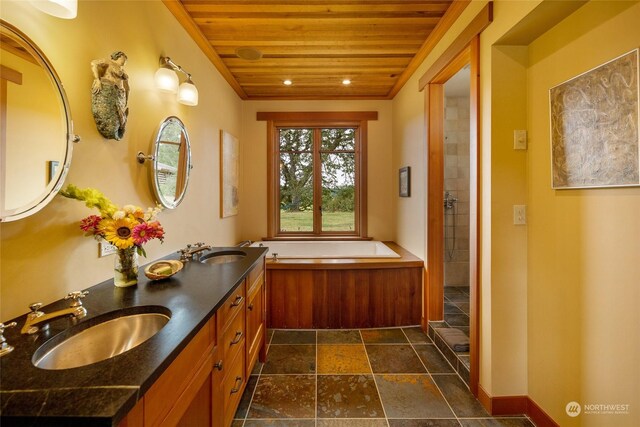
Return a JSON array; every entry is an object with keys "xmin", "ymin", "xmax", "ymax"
[
  {"xmin": 217, "ymin": 283, "xmax": 246, "ymax": 334},
  {"xmin": 223, "ymin": 349, "xmax": 246, "ymax": 427},
  {"xmin": 220, "ymin": 303, "xmax": 245, "ymax": 368}
]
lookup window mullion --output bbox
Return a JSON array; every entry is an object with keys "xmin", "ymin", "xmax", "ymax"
[{"xmin": 313, "ymin": 128, "xmax": 322, "ymax": 235}]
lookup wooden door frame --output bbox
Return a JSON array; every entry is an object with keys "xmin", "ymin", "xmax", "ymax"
[{"xmin": 419, "ymin": 3, "xmax": 492, "ymax": 397}]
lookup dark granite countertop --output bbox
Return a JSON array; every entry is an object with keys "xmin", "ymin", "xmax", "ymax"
[{"xmin": 0, "ymin": 246, "xmax": 267, "ymax": 427}]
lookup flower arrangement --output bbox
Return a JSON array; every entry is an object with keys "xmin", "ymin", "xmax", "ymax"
[{"xmin": 60, "ymin": 184, "xmax": 164, "ymax": 287}]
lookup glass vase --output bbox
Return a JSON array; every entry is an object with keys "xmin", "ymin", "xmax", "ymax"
[{"xmin": 114, "ymin": 247, "xmax": 138, "ymax": 287}]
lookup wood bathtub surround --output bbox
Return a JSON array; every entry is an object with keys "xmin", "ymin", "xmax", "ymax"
[{"xmin": 266, "ymin": 242, "xmax": 423, "ymax": 329}]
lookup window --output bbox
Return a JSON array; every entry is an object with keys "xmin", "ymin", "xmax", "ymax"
[{"xmin": 258, "ymin": 111, "xmax": 377, "ymax": 238}]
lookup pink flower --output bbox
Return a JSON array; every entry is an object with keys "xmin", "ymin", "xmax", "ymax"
[
  {"xmin": 80, "ymin": 215, "xmax": 102, "ymax": 233},
  {"xmin": 148, "ymin": 221, "xmax": 165, "ymax": 242},
  {"xmin": 132, "ymin": 221, "xmax": 165, "ymax": 245}
]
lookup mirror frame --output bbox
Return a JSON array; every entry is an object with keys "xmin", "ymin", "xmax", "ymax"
[
  {"xmin": 0, "ymin": 20, "xmax": 76, "ymax": 222},
  {"xmin": 151, "ymin": 116, "xmax": 192, "ymax": 209}
]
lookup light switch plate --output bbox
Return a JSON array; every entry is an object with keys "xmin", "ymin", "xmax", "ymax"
[
  {"xmin": 99, "ymin": 241, "xmax": 117, "ymax": 257},
  {"xmin": 514, "ymin": 130, "xmax": 527, "ymax": 150},
  {"xmin": 513, "ymin": 205, "xmax": 527, "ymax": 225}
]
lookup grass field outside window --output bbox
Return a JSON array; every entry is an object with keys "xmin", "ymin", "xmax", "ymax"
[{"xmin": 280, "ymin": 210, "xmax": 354, "ymax": 232}]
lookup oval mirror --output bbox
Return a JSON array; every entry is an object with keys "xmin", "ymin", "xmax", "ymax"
[
  {"xmin": 0, "ymin": 20, "xmax": 77, "ymax": 222},
  {"xmin": 151, "ymin": 116, "xmax": 191, "ymax": 209}
]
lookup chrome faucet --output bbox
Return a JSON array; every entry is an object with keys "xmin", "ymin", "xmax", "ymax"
[
  {"xmin": 444, "ymin": 191, "xmax": 458, "ymax": 210},
  {"xmin": 0, "ymin": 322, "xmax": 17, "ymax": 356},
  {"xmin": 21, "ymin": 291, "xmax": 88, "ymax": 335},
  {"xmin": 178, "ymin": 242, "xmax": 212, "ymax": 262}
]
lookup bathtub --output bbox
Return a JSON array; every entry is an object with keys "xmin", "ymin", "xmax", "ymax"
[
  {"xmin": 250, "ymin": 240, "xmax": 400, "ymax": 259},
  {"xmin": 252, "ymin": 241, "xmax": 423, "ymax": 329}
]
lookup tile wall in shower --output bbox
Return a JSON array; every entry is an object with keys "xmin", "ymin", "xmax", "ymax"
[{"xmin": 444, "ymin": 96, "xmax": 470, "ymax": 287}]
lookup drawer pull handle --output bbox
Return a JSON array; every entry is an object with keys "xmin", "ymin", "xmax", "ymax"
[
  {"xmin": 214, "ymin": 360, "xmax": 223, "ymax": 371},
  {"xmin": 230, "ymin": 376, "xmax": 243, "ymax": 394},
  {"xmin": 230, "ymin": 295, "xmax": 243, "ymax": 307},
  {"xmin": 248, "ymin": 303, "xmax": 254, "ymax": 311},
  {"xmin": 230, "ymin": 331, "xmax": 243, "ymax": 345}
]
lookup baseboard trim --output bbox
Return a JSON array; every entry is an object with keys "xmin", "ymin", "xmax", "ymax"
[
  {"xmin": 478, "ymin": 385, "xmax": 492, "ymax": 412},
  {"xmin": 527, "ymin": 397, "xmax": 560, "ymax": 427},
  {"xmin": 493, "ymin": 395, "xmax": 529, "ymax": 416},
  {"xmin": 478, "ymin": 385, "xmax": 559, "ymax": 427}
]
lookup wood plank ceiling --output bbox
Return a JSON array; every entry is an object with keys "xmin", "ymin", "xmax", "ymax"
[{"xmin": 163, "ymin": 0, "xmax": 467, "ymax": 100}]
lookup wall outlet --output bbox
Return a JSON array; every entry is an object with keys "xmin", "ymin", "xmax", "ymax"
[
  {"xmin": 99, "ymin": 241, "xmax": 118, "ymax": 257},
  {"xmin": 514, "ymin": 130, "xmax": 527, "ymax": 150},
  {"xmin": 513, "ymin": 205, "xmax": 527, "ymax": 225}
]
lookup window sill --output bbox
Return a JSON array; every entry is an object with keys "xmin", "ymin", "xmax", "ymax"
[{"xmin": 262, "ymin": 236, "xmax": 372, "ymax": 241}]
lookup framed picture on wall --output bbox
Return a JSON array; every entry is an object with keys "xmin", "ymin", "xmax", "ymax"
[
  {"xmin": 399, "ymin": 166, "xmax": 411, "ymax": 197},
  {"xmin": 549, "ymin": 48, "xmax": 640, "ymax": 189},
  {"xmin": 220, "ymin": 130, "xmax": 239, "ymax": 217}
]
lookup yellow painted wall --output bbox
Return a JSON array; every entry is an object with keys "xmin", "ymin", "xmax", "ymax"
[
  {"xmin": 0, "ymin": 1, "xmax": 242, "ymax": 321},
  {"xmin": 489, "ymin": 44, "xmax": 529, "ymax": 395},
  {"xmin": 239, "ymin": 100, "xmax": 395, "ymax": 242},
  {"xmin": 526, "ymin": 2, "xmax": 640, "ymax": 425}
]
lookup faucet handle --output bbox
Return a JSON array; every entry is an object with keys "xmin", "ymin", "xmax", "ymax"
[
  {"xmin": 178, "ymin": 247, "xmax": 190, "ymax": 261},
  {"xmin": 0, "ymin": 322, "xmax": 16, "ymax": 335},
  {"xmin": 65, "ymin": 291, "xmax": 89, "ymax": 307},
  {"xmin": 29, "ymin": 302, "xmax": 44, "ymax": 314},
  {"xmin": 0, "ymin": 322, "xmax": 17, "ymax": 357}
]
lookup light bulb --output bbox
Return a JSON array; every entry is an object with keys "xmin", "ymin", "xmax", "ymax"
[
  {"xmin": 177, "ymin": 78, "xmax": 198, "ymax": 106},
  {"xmin": 155, "ymin": 67, "xmax": 179, "ymax": 93},
  {"xmin": 29, "ymin": 0, "xmax": 77, "ymax": 19},
  {"xmin": 342, "ymin": 79, "xmax": 351, "ymax": 85},
  {"xmin": 283, "ymin": 79, "xmax": 292, "ymax": 86}
]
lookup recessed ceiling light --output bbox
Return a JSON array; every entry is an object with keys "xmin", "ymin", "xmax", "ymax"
[
  {"xmin": 342, "ymin": 79, "xmax": 351, "ymax": 85},
  {"xmin": 235, "ymin": 47, "xmax": 263, "ymax": 61},
  {"xmin": 283, "ymin": 79, "xmax": 292, "ymax": 86}
]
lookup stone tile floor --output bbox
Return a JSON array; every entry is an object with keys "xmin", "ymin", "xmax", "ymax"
[
  {"xmin": 444, "ymin": 286, "xmax": 470, "ymax": 333},
  {"xmin": 233, "ymin": 328, "xmax": 535, "ymax": 426}
]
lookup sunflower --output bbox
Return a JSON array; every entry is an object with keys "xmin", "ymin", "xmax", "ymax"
[{"xmin": 100, "ymin": 218, "xmax": 136, "ymax": 249}]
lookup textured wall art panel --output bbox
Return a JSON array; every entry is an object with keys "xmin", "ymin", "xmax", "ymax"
[{"xmin": 550, "ymin": 49, "xmax": 640, "ymax": 189}]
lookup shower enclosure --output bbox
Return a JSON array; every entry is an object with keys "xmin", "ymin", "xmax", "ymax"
[{"xmin": 443, "ymin": 69, "xmax": 471, "ymax": 331}]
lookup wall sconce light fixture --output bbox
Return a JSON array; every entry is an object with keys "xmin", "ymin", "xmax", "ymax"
[
  {"xmin": 29, "ymin": 0, "xmax": 78, "ymax": 19},
  {"xmin": 154, "ymin": 57, "xmax": 198, "ymax": 106}
]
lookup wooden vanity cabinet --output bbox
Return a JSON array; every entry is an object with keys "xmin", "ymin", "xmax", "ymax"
[{"xmin": 118, "ymin": 257, "xmax": 266, "ymax": 427}]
